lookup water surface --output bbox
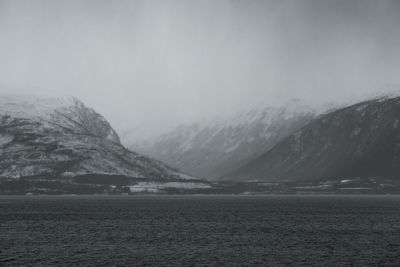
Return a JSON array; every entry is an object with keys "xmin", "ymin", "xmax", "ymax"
[{"xmin": 1, "ymin": 195, "xmax": 399, "ymax": 266}]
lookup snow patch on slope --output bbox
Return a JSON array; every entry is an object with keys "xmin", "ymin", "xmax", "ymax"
[
  {"xmin": 0, "ymin": 94, "xmax": 194, "ymax": 181},
  {"xmin": 0, "ymin": 134, "xmax": 13, "ymax": 146}
]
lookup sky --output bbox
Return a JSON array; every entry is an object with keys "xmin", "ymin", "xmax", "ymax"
[{"xmin": 0, "ymin": 0, "xmax": 400, "ymax": 143}]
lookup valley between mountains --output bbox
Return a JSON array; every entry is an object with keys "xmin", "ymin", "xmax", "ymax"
[{"xmin": 1, "ymin": 94, "xmax": 400, "ymax": 194}]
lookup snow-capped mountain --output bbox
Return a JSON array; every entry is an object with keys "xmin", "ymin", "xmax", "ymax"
[
  {"xmin": 132, "ymin": 100, "xmax": 316, "ymax": 179},
  {"xmin": 0, "ymin": 95, "xmax": 195, "ymax": 181},
  {"xmin": 226, "ymin": 96, "xmax": 400, "ymax": 182}
]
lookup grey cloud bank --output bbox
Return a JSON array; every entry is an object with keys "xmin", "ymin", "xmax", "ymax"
[{"xmin": 0, "ymin": 0, "xmax": 399, "ymax": 143}]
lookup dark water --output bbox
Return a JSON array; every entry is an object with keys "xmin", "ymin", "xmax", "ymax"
[{"xmin": 1, "ymin": 195, "xmax": 400, "ymax": 266}]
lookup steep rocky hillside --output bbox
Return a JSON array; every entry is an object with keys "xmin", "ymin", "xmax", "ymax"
[
  {"xmin": 226, "ymin": 96, "xmax": 400, "ymax": 182},
  {"xmin": 0, "ymin": 95, "xmax": 193, "ymax": 181}
]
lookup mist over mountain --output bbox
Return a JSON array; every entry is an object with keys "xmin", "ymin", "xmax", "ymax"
[
  {"xmin": 2, "ymin": 1, "xmax": 400, "ymax": 265},
  {"xmin": 226, "ymin": 95, "xmax": 400, "ymax": 183},
  {"xmin": 1, "ymin": 0, "xmax": 400, "ymax": 139},
  {"xmin": 1, "ymin": 0, "xmax": 400, "ymax": 194},
  {"xmin": 132, "ymin": 100, "xmax": 316, "ymax": 179}
]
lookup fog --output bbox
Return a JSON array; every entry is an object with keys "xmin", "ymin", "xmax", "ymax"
[{"xmin": 0, "ymin": 0, "xmax": 399, "ymax": 143}]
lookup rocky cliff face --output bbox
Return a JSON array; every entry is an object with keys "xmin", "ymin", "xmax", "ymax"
[
  {"xmin": 133, "ymin": 100, "xmax": 315, "ymax": 179},
  {"xmin": 226, "ymin": 96, "xmax": 400, "ymax": 182},
  {"xmin": 0, "ymin": 95, "xmax": 191, "ymax": 181}
]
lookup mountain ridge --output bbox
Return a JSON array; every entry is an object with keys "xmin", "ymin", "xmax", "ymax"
[
  {"xmin": 0, "ymin": 95, "xmax": 194, "ymax": 181},
  {"xmin": 133, "ymin": 100, "xmax": 316, "ymax": 179},
  {"xmin": 225, "ymin": 95, "xmax": 400, "ymax": 182}
]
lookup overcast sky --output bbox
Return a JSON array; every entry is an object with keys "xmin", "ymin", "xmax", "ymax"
[{"xmin": 0, "ymin": 0, "xmax": 400, "ymax": 143}]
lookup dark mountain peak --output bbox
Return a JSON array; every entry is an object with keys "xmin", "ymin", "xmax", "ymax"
[{"xmin": 226, "ymin": 96, "xmax": 400, "ymax": 182}]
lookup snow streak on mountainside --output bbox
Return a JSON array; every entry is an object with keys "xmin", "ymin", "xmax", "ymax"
[
  {"xmin": 226, "ymin": 96, "xmax": 400, "ymax": 182},
  {"xmin": 132, "ymin": 100, "xmax": 316, "ymax": 179},
  {"xmin": 0, "ymin": 95, "xmax": 193, "ymax": 181}
]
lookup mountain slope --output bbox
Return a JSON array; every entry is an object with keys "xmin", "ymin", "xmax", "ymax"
[
  {"xmin": 133, "ymin": 100, "xmax": 315, "ymax": 179},
  {"xmin": 0, "ymin": 95, "xmax": 192, "ymax": 181},
  {"xmin": 226, "ymin": 96, "xmax": 400, "ymax": 182}
]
